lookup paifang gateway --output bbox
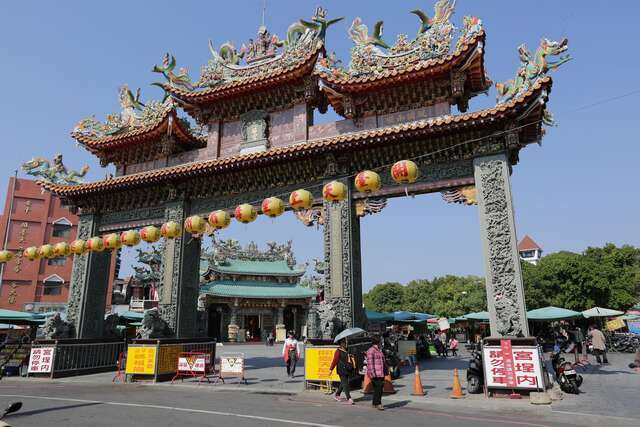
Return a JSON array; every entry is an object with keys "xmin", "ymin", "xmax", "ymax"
[{"xmin": 37, "ymin": 1, "xmax": 570, "ymax": 340}]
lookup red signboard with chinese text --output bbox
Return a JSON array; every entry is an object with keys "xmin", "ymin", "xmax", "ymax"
[
  {"xmin": 28, "ymin": 346, "xmax": 55, "ymax": 373},
  {"xmin": 483, "ymin": 344, "xmax": 543, "ymax": 390}
]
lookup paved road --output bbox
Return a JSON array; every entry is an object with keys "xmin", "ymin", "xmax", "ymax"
[{"xmin": 0, "ymin": 380, "xmax": 624, "ymax": 427}]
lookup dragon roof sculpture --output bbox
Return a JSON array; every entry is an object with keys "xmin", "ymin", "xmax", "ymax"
[
  {"xmin": 72, "ymin": 85, "xmax": 206, "ymax": 143},
  {"xmin": 316, "ymin": 0, "xmax": 483, "ymax": 79},
  {"xmin": 21, "ymin": 153, "xmax": 89, "ymax": 185},
  {"xmin": 154, "ymin": 7, "xmax": 342, "ymax": 96}
]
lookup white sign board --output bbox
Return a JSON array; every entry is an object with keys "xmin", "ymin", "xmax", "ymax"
[
  {"xmin": 28, "ymin": 347, "xmax": 55, "ymax": 373},
  {"xmin": 220, "ymin": 353, "xmax": 245, "ymax": 377},
  {"xmin": 483, "ymin": 342, "xmax": 544, "ymax": 390},
  {"xmin": 177, "ymin": 354, "xmax": 210, "ymax": 373}
]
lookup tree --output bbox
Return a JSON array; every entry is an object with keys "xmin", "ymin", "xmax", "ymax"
[
  {"xmin": 521, "ymin": 244, "xmax": 640, "ymax": 311},
  {"xmin": 363, "ymin": 282, "xmax": 406, "ymax": 312}
]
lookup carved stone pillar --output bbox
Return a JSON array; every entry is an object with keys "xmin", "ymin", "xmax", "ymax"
[
  {"xmin": 323, "ymin": 178, "xmax": 364, "ymax": 334},
  {"xmin": 68, "ymin": 214, "xmax": 111, "ymax": 338},
  {"xmin": 474, "ymin": 153, "xmax": 529, "ymax": 337},
  {"xmin": 159, "ymin": 199, "xmax": 201, "ymax": 338}
]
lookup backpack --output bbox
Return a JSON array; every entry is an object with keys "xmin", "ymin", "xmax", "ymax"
[{"xmin": 287, "ymin": 344, "xmax": 297, "ymax": 360}]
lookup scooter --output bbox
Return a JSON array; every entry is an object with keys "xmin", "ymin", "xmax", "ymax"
[
  {"xmin": 551, "ymin": 347, "xmax": 582, "ymax": 394},
  {"xmin": 466, "ymin": 344, "xmax": 484, "ymax": 394}
]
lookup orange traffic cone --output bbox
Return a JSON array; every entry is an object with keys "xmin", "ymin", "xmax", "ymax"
[
  {"xmin": 383, "ymin": 372, "xmax": 396, "ymax": 394},
  {"xmin": 362, "ymin": 374, "xmax": 373, "ymax": 394},
  {"xmin": 450, "ymin": 368, "xmax": 465, "ymax": 399},
  {"xmin": 411, "ymin": 363, "xmax": 425, "ymax": 396}
]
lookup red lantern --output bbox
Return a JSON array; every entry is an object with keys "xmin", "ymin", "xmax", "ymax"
[
  {"xmin": 86, "ymin": 237, "xmax": 105, "ymax": 252},
  {"xmin": 323, "ymin": 181, "xmax": 347, "ymax": 202},
  {"xmin": 23, "ymin": 246, "xmax": 40, "ymax": 261},
  {"xmin": 53, "ymin": 242, "xmax": 71, "ymax": 257},
  {"xmin": 38, "ymin": 244, "xmax": 56, "ymax": 259},
  {"xmin": 235, "ymin": 204, "xmax": 257, "ymax": 224},
  {"xmin": 391, "ymin": 160, "xmax": 419, "ymax": 184},
  {"xmin": 121, "ymin": 230, "xmax": 141, "ymax": 247},
  {"xmin": 289, "ymin": 189, "xmax": 313, "ymax": 210},
  {"xmin": 161, "ymin": 221, "xmax": 181, "ymax": 239},
  {"xmin": 185, "ymin": 215, "xmax": 207, "ymax": 235},
  {"xmin": 261, "ymin": 197, "xmax": 284, "ymax": 218},
  {"xmin": 103, "ymin": 233, "xmax": 122, "ymax": 250},
  {"xmin": 208, "ymin": 210, "xmax": 231, "ymax": 230},
  {"xmin": 0, "ymin": 250, "xmax": 14, "ymax": 263},
  {"xmin": 140, "ymin": 226, "xmax": 161, "ymax": 243},
  {"xmin": 354, "ymin": 170, "xmax": 382, "ymax": 193},
  {"xmin": 70, "ymin": 239, "xmax": 86, "ymax": 255}
]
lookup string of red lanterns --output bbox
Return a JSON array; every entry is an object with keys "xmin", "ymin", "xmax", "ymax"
[{"xmin": 0, "ymin": 161, "xmax": 422, "ymax": 263}]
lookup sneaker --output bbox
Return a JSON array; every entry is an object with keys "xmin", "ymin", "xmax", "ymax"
[
  {"xmin": 333, "ymin": 395, "xmax": 343, "ymax": 402},
  {"xmin": 344, "ymin": 399, "xmax": 354, "ymax": 405},
  {"xmin": 376, "ymin": 405, "xmax": 385, "ymax": 411}
]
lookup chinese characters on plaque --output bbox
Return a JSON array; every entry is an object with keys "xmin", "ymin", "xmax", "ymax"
[
  {"xmin": 482, "ymin": 341, "xmax": 544, "ymax": 390},
  {"xmin": 28, "ymin": 347, "xmax": 55, "ymax": 373}
]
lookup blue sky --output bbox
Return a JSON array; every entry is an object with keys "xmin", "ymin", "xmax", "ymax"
[{"xmin": 1, "ymin": 1, "xmax": 639, "ymax": 291}]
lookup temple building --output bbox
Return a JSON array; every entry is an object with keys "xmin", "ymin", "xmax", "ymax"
[{"xmin": 200, "ymin": 239, "xmax": 317, "ymax": 342}]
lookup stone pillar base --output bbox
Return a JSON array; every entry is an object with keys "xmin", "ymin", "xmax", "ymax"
[
  {"xmin": 228, "ymin": 324, "xmax": 239, "ymax": 342},
  {"xmin": 275, "ymin": 324, "xmax": 286, "ymax": 342}
]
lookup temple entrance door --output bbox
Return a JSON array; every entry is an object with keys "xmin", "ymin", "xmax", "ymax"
[
  {"xmin": 208, "ymin": 308, "xmax": 222, "ymax": 342},
  {"xmin": 283, "ymin": 308, "xmax": 294, "ymax": 336},
  {"xmin": 245, "ymin": 315, "xmax": 260, "ymax": 341}
]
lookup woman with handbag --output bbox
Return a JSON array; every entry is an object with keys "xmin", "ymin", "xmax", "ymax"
[{"xmin": 329, "ymin": 339, "xmax": 355, "ymax": 405}]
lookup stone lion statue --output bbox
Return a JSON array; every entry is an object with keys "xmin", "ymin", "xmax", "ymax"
[
  {"xmin": 138, "ymin": 308, "xmax": 172, "ymax": 339},
  {"xmin": 41, "ymin": 313, "xmax": 74, "ymax": 339}
]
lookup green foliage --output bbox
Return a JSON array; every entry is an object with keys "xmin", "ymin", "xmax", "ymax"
[
  {"xmin": 363, "ymin": 282, "xmax": 406, "ymax": 313},
  {"xmin": 522, "ymin": 243, "xmax": 640, "ymax": 311},
  {"xmin": 362, "ymin": 244, "xmax": 640, "ymax": 317},
  {"xmin": 364, "ymin": 276, "xmax": 486, "ymax": 317}
]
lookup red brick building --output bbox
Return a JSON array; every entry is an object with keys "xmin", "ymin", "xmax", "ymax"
[{"xmin": 0, "ymin": 177, "xmax": 116, "ymax": 316}]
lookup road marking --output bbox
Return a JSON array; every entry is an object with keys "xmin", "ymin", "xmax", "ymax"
[{"xmin": 0, "ymin": 394, "xmax": 343, "ymax": 427}]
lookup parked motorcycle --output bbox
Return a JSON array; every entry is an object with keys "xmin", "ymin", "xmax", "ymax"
[
  {"xmin": 552, "ymin": 349, "xmax": 582, "ymax": 394},
  {"xmin": 466, "ymin": 344, "xmax": 484, "ymax": 394}
]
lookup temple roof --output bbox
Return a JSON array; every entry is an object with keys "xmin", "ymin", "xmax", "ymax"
[
  {"xmin": 71, "ymin": 88, "xmax": 206, "ymax": 164},
  {"xmin": 317, "ymin": 30, "xmax": 487, "ymax": 94},
  {"xmin": 209, "ymin": 260, "xmax": 305, "ymax": 277},
  {"xmin": 39, "ymin": 76, "xmax": 552, "ymax": 198},
  {"xmin": 200, "ymin": 280, "xmax": 316, "ymax": 299}
]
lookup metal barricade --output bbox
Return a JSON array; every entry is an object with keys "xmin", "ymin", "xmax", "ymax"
[{"xmin": 29, "ymin": 339, "xmax": 125, "ymax": 379}]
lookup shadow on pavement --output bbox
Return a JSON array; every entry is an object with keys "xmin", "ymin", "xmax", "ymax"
[{"xmin": 13, "ymin": 402, "xmax": 102, "ymax": 418}]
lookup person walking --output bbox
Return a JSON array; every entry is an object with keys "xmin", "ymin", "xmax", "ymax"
[
  {"xmin": 366, "ymin": 335, "xmax": 386, "ymax": 411},
  {"xmin": 588, "ymin": 325, "xmax": 609, "ymax": 365},
  {"xmin": 329, "ymin": 339, "xmax": 355, "ymax": 405},
  {"xmin": 282, "ymin": 331, "xmax": 301, "ymax": 377}
]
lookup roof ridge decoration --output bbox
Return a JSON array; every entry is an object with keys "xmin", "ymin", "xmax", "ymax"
[
  {"xmin": 153, "ymin": 7, "xmax": 343, "ymax": 94},
  {"xmin": 496, "ymin": 38, "xmax": 571, "ymax": 110},
  {"xmin": 21, "ymin": 153, "xmax": 89, "ymax": 185},
  {"xmin": 206, "ymin": 236, "xmax": 299, "ymax": 268},
  {"xmin": 73, "ymin": 85, "xmax": 178, "ymax": 140},
  {"xmin": 316, "ymin": 0, "xmax": 483, "ymax": 79}
]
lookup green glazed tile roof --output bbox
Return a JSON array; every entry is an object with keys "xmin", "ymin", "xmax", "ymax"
[
  {"xmin": 208, "ymin": 260, "xmax": 306, "ymax": 276},
  {"xmin": 200, "ymin": 280, "xmax": 317, "ymax": 299}
]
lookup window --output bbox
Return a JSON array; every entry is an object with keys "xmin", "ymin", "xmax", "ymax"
[
  {"xmin": 520, "ymin": 250, "xmax": 535, "ymax": 259},
  {"xmin": 43, "ymin": 282, "xmax": 62, "ymax": 295},
  {"xmin": 52, "ymin": 223, "xmax": 72, "ymax": 238},
  {"xmin": 47, "ymin": 257, "xmax": 66, "ymax": 266},
  {"xmin": 42, "ymin": 275, "xmax": 64, "ymax": 296}
]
